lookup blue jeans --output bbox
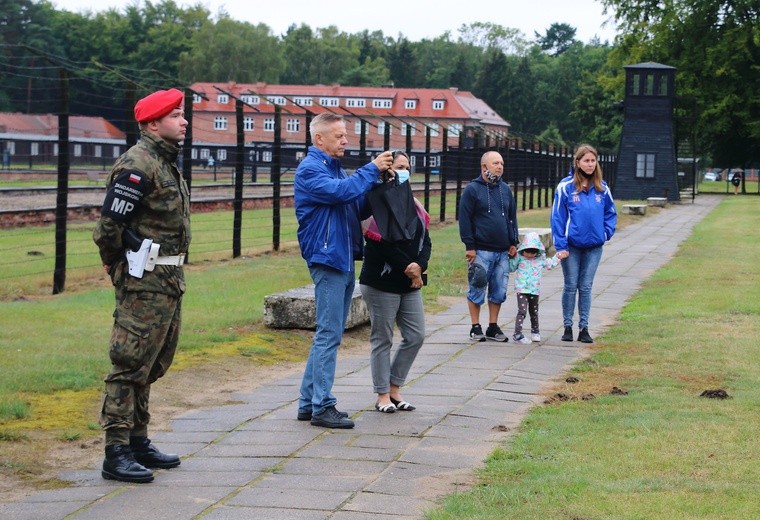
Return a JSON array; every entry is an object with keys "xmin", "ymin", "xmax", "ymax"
[
  {"xmin": 466, "ymin": 250, "xmax": 509, "ymax": 306},
  {"xmin": 298, "ymin": 264, "xmax": 355, "ymax": 416},
  {"xmin": 561, "ymin": 245, "xmax": 603, "ymax": 329}
]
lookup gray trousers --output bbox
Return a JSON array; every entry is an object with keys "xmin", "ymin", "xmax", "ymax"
[{"xmin": 360, "ymin": 284, "xmax": 425, "ymax": 394}]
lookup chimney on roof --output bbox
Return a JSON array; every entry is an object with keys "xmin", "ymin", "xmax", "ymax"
[
  {"xmin": 381, "ymin": 82, "xmax": 395, "ymax": 88},
  {"xmin": 449, "ymin": 87, "xmax": 458, "ymax": 93}
]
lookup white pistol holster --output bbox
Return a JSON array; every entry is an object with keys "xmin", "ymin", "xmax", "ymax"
[{"xmin": 126, "ymin": 239, "xmax": 161, "ymax": 278}]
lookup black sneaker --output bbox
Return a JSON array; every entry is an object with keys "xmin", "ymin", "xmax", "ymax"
[
  {"xmin": 297, "ymin": 408, "xmax": 348, "ymax": 421},
  {"xmin": 561, "ymin": 326, "xmax": 573, "ymax": 341},
  {"xmin": 310, "ymin": 406, "xmax": 355, "ymax": 429},
  {"xmin": 469, "ymin": 324, "xmax": 485, "ymax": 341},
  {"xmin": 485, "ymin": 324, "xmax": 508, "ymax": 342},
  {"xmin": 577, "ymin": 328, "xmax": 594, "ymax": 343}
]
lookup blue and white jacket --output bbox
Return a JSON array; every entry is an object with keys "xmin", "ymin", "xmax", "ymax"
[
  {"xmin": 550, "ymin": 172, "xmax": 617, "ymax": 251},
  {"xmin": 295, "ymin": 146, "xmax": 381, "ymax": 272}
]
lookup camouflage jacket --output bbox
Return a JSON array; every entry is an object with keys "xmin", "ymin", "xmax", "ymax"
[{"xmin": 93, "ymin": 131, "xmax": 191, "ymax": 296}]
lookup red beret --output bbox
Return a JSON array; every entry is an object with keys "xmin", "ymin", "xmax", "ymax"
[{"xmin": 134, "ymin": 88, "xmax": 184, "ymax": 123}]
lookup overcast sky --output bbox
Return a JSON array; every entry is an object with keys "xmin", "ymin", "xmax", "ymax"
[{"xmin": 51, "ymin": 0, "xmax": 618, "ymax": 44}]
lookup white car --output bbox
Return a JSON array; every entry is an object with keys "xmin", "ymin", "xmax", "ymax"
[{"xmin": 703, "ymin": 172, "xmax": 720, "ymax": 182}]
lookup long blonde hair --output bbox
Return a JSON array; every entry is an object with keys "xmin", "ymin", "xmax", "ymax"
[{"xmin": 572, "ymin": 144, "xmax": 604, "ymax": 192}]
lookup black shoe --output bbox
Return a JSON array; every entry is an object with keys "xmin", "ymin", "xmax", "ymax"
[
  {"xmin": 310, "ymin": 406, "xmax": 355, "ymax": 429},
  {"xmin": 297, "ymin": 408, "xmax": 348, "ymax": 421},
  {"xmin": 129, "ymin": 436, "xmax": 181, "ymax": 469},
  {"xmin": 102, "ymin": 444, "xmax": 154, "ymax": 483},
  {"xmin": 485, "ymin": 324, "xmax": 508, "ymax": 342},
  {"xmin": 469, "ymin": 323, "xmax": 485, "ymax": 341},
  {"xmin": 577, "ymin": 328, "xmax": 594, "ymax": 343},
  {"xmin": 561, "ymin": 326, "xmax": 573, "ymax": 341}
]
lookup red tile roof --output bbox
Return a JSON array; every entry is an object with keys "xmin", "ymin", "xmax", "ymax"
[{"xmin": 0, "ymin": 112, "xmax": 125, "ymax": 141}]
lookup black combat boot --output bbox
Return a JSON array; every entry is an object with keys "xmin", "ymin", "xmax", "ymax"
[
  {"xmin": 130, "ymin": 436, "xmax": 181, "ymax": 469},
  {"xmin": 102, "ymin": 444, "xmax": 154, "ymax": 483}
]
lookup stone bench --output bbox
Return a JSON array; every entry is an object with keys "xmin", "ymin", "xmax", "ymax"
[
  {"xmin": 622, "ymin": 204, "xmax": 647, "ymax": 215},
  {"xmin": 264, "ymin": 281, "xmax": 369, "ymax": 330},
  {"xmin": 646, "ymin": 197, "xmax": 668, "ymax": 207}
]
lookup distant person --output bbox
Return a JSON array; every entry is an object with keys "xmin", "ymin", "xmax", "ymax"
[
  {"xmin": 551, "ymin": 144, "xmax": 617, "ymax": 344},
  {"xmin": 508, "ymin": 232, "xmax": 564, "ymax": 344},
  {"xmin": 93, "ymin": 88, "xmax": 190, "ymax": 483},
  {"xmin": 294, "ymin": 113, "xmax": 393, "ymax": 429},
  {"xmin": 207, "ymin": 155, "xmax": 215, "ymax": 170},
  {"xmin": 458, "ymin": 151, "xmax": 519, "ymax": 342},
  {"xmin": 731, "ymin": 170, "xmax": 741, "ymax": 195},
  {"xmin": 359, "ymin": 151, "xmax": 431, "ymax": 413}
]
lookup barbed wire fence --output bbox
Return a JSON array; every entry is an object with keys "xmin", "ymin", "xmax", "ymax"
[{"xmin": 0, "ymin": 46, "xmax": 616, "ymax": 298}]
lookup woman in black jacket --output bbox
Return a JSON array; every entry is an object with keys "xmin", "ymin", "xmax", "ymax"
[{"xmin": 359, "ymin": 151, "xmax": 431, "ymax": 413}]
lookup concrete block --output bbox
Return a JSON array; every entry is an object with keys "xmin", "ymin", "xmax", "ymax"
[
  {"xmin": 646, "ymin": 197, "xmax": 667, "ymax": 207},
  {"xmin": 264, "ymin": 281, "xmax": 368, "ymax": 330},
  {"xmin": 518, "ymin": 227, "xmax": 554, "ymax": 255},
  {"xmin": 622, "ymin": 204, "xmax": 647, "ymax": 215}
]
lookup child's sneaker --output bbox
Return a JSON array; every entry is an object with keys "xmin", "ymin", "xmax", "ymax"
[
  {"xmin": 485, "ymin": 324, "xmax": 508, "ymax": 342},
  {"xmin": 469, "ymin": 324, "xmax": 485, "ymax": 341},
  {"xmin": 531, "ymin": 332, "xmax": 541, "ymax": 342},
  {"xmin": 512, "ymin": 333, "xmax": 531, "ymax": 344}
]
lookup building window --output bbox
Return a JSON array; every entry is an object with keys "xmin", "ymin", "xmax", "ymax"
[
  {"xmin": 217, "ymin": 149, "xmax": 227, "ymax": 161},
  {"xmin": 217, "ymin": 94, "xmax": 228, "ymax": 104},
  {"xmin": 267, "ymin": 96, "xmax": 286, "ymax": 106},
  {"xmin": 286, "ymin": 118, "xmax": 300, "ymax": 132},
  {"xmin": 319, "ymin": 97, "xmax": 339, "ymax": 107},
  {"xmin": 200, "ymin": 149, "xmax": 210, "ymax": 159},
  {"xmin": 293, "ymin": 96, "xmax": 313, "ymax": 106},
  {"xmin": 94, "ymin": 145, "xmax": 102, "ymax": 158},
  {"xmin": 214, "ymin": 116, "xmax": 228, "ymax": 130},
  {"xmin": 74, "ymin": 144, "xmax": 82, "ymax": 157},
  {"xmin": 262, "ymin": 151, "xmax": 273, "ymax": 162},
  {"xmin": 241, "ymin": 95, "xmax": 259, "ymax": 105},
  {"xmin": 432, "ymin": 100, "xmax": 445, "ymax": 110},
  {"xmin": 113, "ymin": 146, "xmax": 120, "ymax": 158},
  {"xmin": 30, "ymin": 142, "xmax": 39, "ymax": 156},
  {"xmin": 428, "ymin": 123, "xmax": 440, "ymax": 137},
  {"xmin": 631, "ymin": 73, "xmax": 640, "ymax": 96},
  {"xmin": 404, "ymin": 99, "xmax": 417, "ymax": 110},
  {"xmin": 402, "ymin": 122, "xmax": 416, "ymax": 136},
  {"xmin": 264, "ymin": 118, "xmax": 275, "ymax": 132},
  {"xmin": 372, "ymin": 99, "xmax": 392, "ymax": 109},
  {"xmin": 377, "ymin": 121, "xmax": 391, "ymax": 135},
  {"xmin": 448, "ymin": 123, "xmax": 462, "ymax": 137},
  {"xmin": 658, "ymin": 75, "xmax": 669, "ymax": 96},
  {"xmin": 636, "ymin": 153, "xmax": 655, "ymax": 178},
  {"xmin": 346, "ymin": 98, "xmax": 366, "ymax": 108},
  {"xmin": 644, "ymin": 74, "xmax": 654, "ymax": 95},
  {"xmin": 6, "ymin": 142, "xmax": 15, "ymax": 154},
  {"xmin": 193, "ymin": 94, "xmax": 201, "ymax": 104},
  {"xmin": 53, "ymin": 143, "xmax": 58, "ymax": 156},
  {"xmin": 191, "ymin": 148, "xmax": 198, "ymax": 160},
  {"xmin": 244, "ymin": 117, "xmax": 254, "ymax": 131}
]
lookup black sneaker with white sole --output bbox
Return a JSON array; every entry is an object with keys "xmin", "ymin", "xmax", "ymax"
[
  {"xmin": 469, "ymin": 324, "xmax": 485, "ymax": 341},
  {"xmin": 485, "ymin": 324, "xmax": 508, "ymax": 342}
]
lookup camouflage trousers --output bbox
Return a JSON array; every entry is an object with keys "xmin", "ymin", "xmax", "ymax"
[{"xmin": 101, "ymin": 288, "xmax": 182, "ymax": 445}]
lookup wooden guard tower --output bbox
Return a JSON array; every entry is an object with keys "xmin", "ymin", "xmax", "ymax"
[{"xmin": 615, "ymin": 62, "xmax": 680, "ymax": 201}]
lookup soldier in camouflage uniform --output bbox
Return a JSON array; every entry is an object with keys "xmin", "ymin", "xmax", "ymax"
[{"xmin": 93, "ymin": 88, "xmax": 191, "ymax": 483}]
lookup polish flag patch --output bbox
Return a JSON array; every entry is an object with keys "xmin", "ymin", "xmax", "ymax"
[{"xmin": 128, "ymin": 173, "xmax": 141, "ymax": 183}]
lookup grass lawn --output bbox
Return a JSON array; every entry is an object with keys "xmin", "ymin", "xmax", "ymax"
[{"xmin": 426, "ymin": 195, "xmax": 760, "ymax": 519}]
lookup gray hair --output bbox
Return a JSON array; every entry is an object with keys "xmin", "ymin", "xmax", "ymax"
[{"xmin": 310, "ymin": 113, "xmax": 345, "ymax": 142}]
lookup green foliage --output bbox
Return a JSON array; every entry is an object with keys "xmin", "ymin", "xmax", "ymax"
[{"xmin": 601, "ymin": 0, "xmax": 760, "ymax": 166}]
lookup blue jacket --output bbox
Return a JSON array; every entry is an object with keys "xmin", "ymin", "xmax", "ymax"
[
  {"xmin": 295, "ymin": 146, "xmax": 381, "ymax": 272},
  {"xmin": 458, "ymin": 176, "xmax": 518, "ymax": 252},
  {"xmin": 550, "ymin": 173, "xmax": 617, "ymax": 251}
]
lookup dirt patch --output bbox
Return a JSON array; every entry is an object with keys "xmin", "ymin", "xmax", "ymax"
[{"xmin": 0, "ymin": 325, "xmax": 372, "ymax": 503}]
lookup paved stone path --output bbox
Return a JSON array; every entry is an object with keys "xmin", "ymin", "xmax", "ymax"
[{"xmin": 0, "ymin": 195, "xmax": 721, "ymax": 520}]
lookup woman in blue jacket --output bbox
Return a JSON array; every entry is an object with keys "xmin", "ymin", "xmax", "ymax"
[{"xmin": 551, "ymin": 144, "xmax": 617, "ymax": 343}]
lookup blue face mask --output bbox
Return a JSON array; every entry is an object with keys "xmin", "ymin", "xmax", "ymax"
[{"xmin": 395, "ymin": 169, "xmax": 410, "ymax": 184}]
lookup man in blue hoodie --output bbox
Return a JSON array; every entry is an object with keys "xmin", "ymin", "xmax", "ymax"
[
  {"xmin": 295, "ymin": 113, "xmax": 393, "ymax": 429},
  {"xmin": 459, "ymin": 151, "xmax": 519, "ymax": 342}
]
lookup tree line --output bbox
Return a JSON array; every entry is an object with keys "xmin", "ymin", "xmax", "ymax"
[{"xmin": 1, "ymin": 0, "xmax": 757, "ymax": 166}]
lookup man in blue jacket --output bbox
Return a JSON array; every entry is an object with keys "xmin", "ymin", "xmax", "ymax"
[
  {"xmin": 295, "ymin": 113, "xmax": 393, "ymax": 429},
  {"xmin": 459, "ymin": 151, "xmax": 519, "ymax": 342}
]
